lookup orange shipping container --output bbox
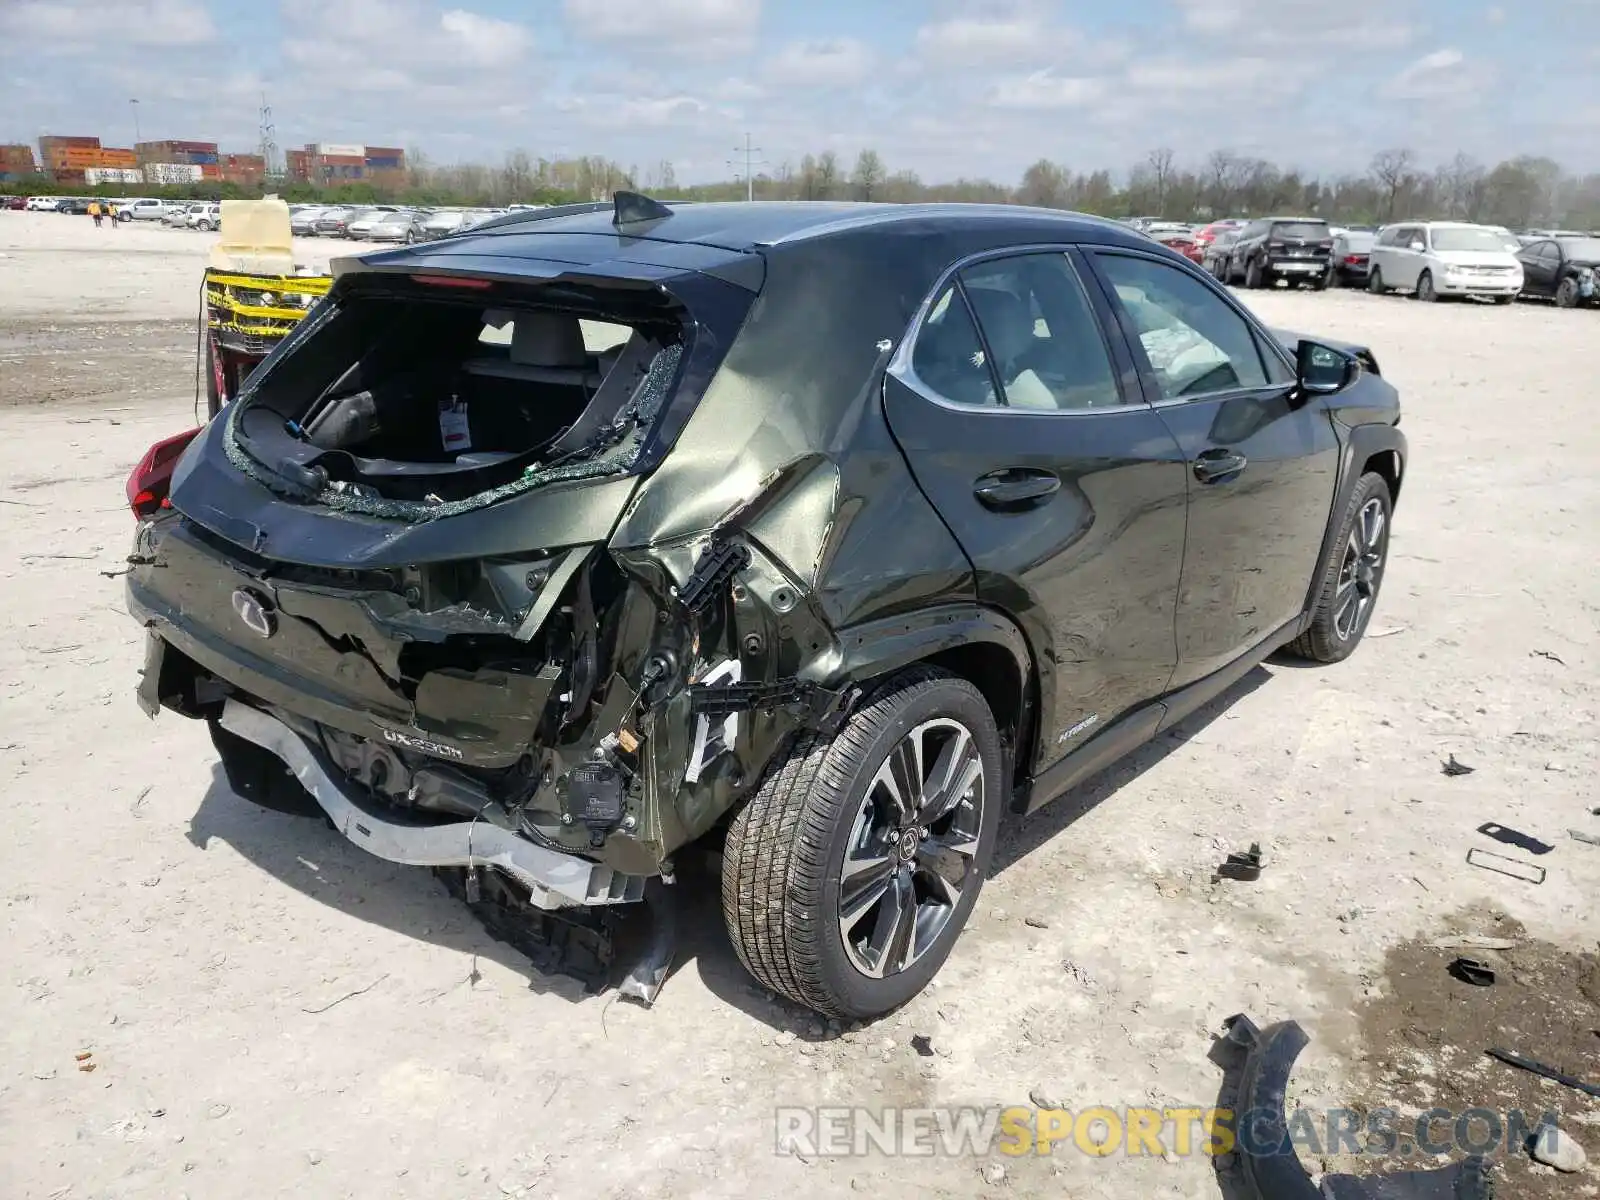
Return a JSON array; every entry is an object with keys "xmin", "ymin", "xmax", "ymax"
[
  {"xmin": 98, "ymin": 148, "xmax": 137, "ymax": 168},
  {"xmin": 200, "ymin": 163, "xmax": 222, "ymax": 179},
  {"xmin": 55, "ymin": 147, "xmax": 104, "ymax": 167}
]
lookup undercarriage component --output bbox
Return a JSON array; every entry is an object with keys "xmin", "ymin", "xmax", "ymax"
[
  {"xmin": 689, "ymin": 677, "xmax": 858, "ymax": 732},
  {"xmin": 676, "ymin": 537, "xmax": 751, "ymax": 614},
  {"xmin": 218, "ymin": 698, "xmax": 647, "ymax": 909},
  {"xmin": 617, "ymin": 878, "xmax": 682, "ymax": 1007},
  {"xmin": 1219, "ymin": 1014, "xmax": 1495, "ymax": 1200},
  {"xmin": 437, "ymin": 867, "xmax": 617, "ymax": 991},
  {"xmin": 566, "ymin": 761, "xmax": 628, "ymax": 848}
]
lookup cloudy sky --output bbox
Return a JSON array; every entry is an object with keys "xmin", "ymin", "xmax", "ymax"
[{"xmin": 2, "ymin": 0, "xmax": 1596, "ymax": 184}]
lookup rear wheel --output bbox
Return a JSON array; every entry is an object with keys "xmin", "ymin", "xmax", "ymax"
[
  {"xmin": 721, "ymin": 668, "xmax": 1002, "ymax": 1019},
  {"xmin": 1286, "ymin": 472, "xmax": 1392, "ymax": 664},
  {"xmin": 1555, "ymin": 278, "xmax": 1580, "ymax": 308},
  {"xmin": 1245, "ymin": 258, "xmax": 1265, "ymax": 288},
  {"xmin": 1367, "ymin": 267, "xmax": 1386, "ymax": 294},
  {"xmin": 1494, "ymin": 294, "xmax": 1516, "ymax": 305}
]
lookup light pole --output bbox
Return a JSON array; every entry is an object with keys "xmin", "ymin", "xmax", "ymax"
[
  {"xmin": 727, "ymin": 132, "xmax": 765, "ymax": 202},
  {"xmin": 130, "ymin": 99, "xmax": 141, "ymax": 144}
]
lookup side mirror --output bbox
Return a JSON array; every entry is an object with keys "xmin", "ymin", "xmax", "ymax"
[{"xmin": 1296, "ymin": 340, "xmax": 1356, "ymax": 396}]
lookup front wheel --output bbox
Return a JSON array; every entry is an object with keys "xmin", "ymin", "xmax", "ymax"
[
  {"xmin": 721, "ymin": 668, "xmax": 1003, "ymax": 1019},
  {"xmin": 1286, "ymin": 472, "xmax": 1393, "ymax": 664},
  {"xmin": 1555, "ymin": 278, "xmax": 1579, "ymax": 308},
  {"xmin": 1416, "ymin": 270, "xmax": 1439, "ymax": 302}
]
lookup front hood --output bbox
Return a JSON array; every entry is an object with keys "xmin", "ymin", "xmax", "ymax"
[
  {"xmin": 169, "ymin": 417, "xmax": 641, "ymax": 568},
  {"xmin": 1434, "ymin": 251, "xmax": 1520, "ymax": 268}
]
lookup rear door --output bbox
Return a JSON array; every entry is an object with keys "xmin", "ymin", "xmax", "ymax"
[
  {"xmin": 1521, "ymin": 241, "xmax": 1558, "ymax": 295},
  {"xmin": 883, "ymin": 248, "xmax": 1189, "ymax": 769},
  {"xmin": 1082, "ymin": 248, "xmax": 1340, "ymax": 687}
]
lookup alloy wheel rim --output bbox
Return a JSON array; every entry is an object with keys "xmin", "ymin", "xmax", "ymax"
[
  {"xmin": 837, "ymin": 718, "xmax": 985, "ymax": 980},
  {"xmin": 1334, "ymin": 497, "xmax": 1387, "ymax": 640}
]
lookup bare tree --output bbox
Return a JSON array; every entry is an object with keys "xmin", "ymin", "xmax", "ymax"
[
  {"xmin": 1018, "ymin": 159, "xmax": 1070, "ymax": 209},
  {"xmin": 813, "ymin": 151, "xmax": 840, "ymax": 200},
  {"xmin": 1370, "ymin": 148, "xmax": 1418, "ymax": 220},
  {"xmin": 1147, "ymin": 147, "xmax": 1175, "ymax": 217},
  {"xmin": 851, "ymin": 149, "xmax": 886, "ymax": 201}
]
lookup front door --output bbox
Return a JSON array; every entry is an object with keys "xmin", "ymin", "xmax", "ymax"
[
  {"xmin": 883, "ymin": 248, "xmax": 1189, "ymax": 770},
  {"xmin": 1082, "ymin": 249, "xmax": 1341, "ymax": 688}
]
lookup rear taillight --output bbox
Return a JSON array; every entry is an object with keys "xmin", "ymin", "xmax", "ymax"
[
  {"xmin": 1345, "ymin": 255, "xmax": 1360, "ymax": 265},
  {"xmin": 127, "ymin": 427, "xmax": 201, "ymax": 519},
  {"xmin": 1267, "ymin": 241, "xmax": 1284, "ymax": 250}
]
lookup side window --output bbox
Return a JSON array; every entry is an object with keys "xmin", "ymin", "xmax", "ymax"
[
  {"xmin": 956, "ymin": 253, "xmax": 1122, "ymax": 410},
  {"xmin": 1095, "ymin": 253, "xmax": 1269, "ymax": 400},
  {"xmin": 909, "ymin": 283, "xmax": 998, "ymax": 408},
  {"xmin": 1254, "ymin": 331, "xmax": 1295, "ymax": 386},
  {"xmin": 1537, "ymin": 242, "xmax": 1560, "ymax": 262}
]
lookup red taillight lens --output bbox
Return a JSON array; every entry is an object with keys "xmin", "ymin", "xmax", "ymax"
[
  {"xmin": 409, "ymin": 274, "xmax": 493, "ymax": 289},
  {"xmin": 127, "ymin": 427, "xmax": 201, "ymax": 519}
]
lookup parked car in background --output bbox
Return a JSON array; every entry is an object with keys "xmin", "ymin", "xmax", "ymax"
[
  {"xmin": 1227, "ymin": 217, "xmax": 1334, "ymax": 288},
  {"xmin": 117, "ymin": 198, "xmax": 169, "ymax": 222},
  {"xmin": 290, "ymin": 206, "xmax": 328, "ymax": 236},
  {"xmin": 188, "ymin": 203, "xmax": 222, "ymax": 232},
  {"xmin": 122, "ymin": 197, "xmax": 1406, "ymax": 1019},
  {"xmin": 2, "ymin": 196, "xmax": 25, "ymax": 211},
  {"xmin": 312, "ymin": 206, "xmax": 357, "ymax": 236},
  {"xmin": 1202, "ymin": 228, "xmax": 1242, "ymax": 279},
  {"xmin": 416, "ymin": 208, "xmax": 477, "ymax": 240},
  {"xmin": 57, "ymin": 197, "xmax": 93, "ymax": 215},
  {"xmin": 1485, "ymin": 225, "xmax": 1521, "ymax": 253},
  {"xmin": 1192, "ymin": 220, "xmax": 1243, "ymax": 255},
  {"xmin": 26, "ymin": 195, "xmax": 62, "ymax": 211},
  {"xmin": 1366, "ymin": 222, "xmax": 1522, "ymax": 303},
  {"xmin": 1326, "ymin": 230, "xmax": 1376, "ymax": 287},
  {"xmin": 344, "ymin": 206, "xmax": 401, "ymax": 239},
  {"xmin": 1151, "ymin": 226, "xmax": 1204, "ymax": 264},
  {"xmin": 364, "ymin": 209, "xmax": 426, "ymax": 243},
  {"xmin": 1516, "ymin": 235, "xmax": 1600, "ymax": 307},
  {"xmin": 167, "ymin": 203, "xmax": 205, "ymax": 227}
]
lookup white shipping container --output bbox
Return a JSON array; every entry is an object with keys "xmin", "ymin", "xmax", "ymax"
[
  {"xmin": 85, "ymin": 167, "xmax": 144, "ymax": 184},
  {"xmin": 315, "ymin": 143, "xmax": 365, "ymax": 158},
  {"xmin": 143, "ymin": 162, "xmax": 203, "ymax": 184}
]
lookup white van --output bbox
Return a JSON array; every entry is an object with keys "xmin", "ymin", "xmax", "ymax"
[{"xmin": 1366, "ymin": 221, "xmax": 1523, "ymax": 303}]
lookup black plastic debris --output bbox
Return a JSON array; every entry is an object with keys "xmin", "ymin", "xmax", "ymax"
[
  {"xmin": 1217, "ymin": 843, "xmax": 1264, "ymax": 882},
  {"xmin": 1442, "ymin": 754, "xmax": 1475, "ymax": 777},
  {"xmin": 1218, "ymin": 1014, "xmax": 1495, "ymax": 1200},
  {"xmin": 1466, "ymin": 847, "xmax": 1546, "ymax": 885},
  {"xmin": 1476, "ymin": 821, "xmax": 1554, "ymax": 855},
  {"xmin": 1486, "ymin": 1047, "xmax": 1600, "ymax": 1099},
  {"xmin": 1448, "ymin": 957, "xmax": 1496, "ymax": 987}
]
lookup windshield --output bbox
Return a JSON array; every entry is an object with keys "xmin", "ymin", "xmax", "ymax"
[
  {"xmin": 1557, "ymin": 237, "xmax": 1600, "ymax": 262},
  {"xmin": 1430, "ymin": 227, "xmax": 1511, "ymax": 253},
  {"xmin": 1341, "ymin": 233, "xmax": 1376, "ymax": 252},
  {"xmin": 1271, "ymin": 221, "xmax": 1329, "ymax": 240}
]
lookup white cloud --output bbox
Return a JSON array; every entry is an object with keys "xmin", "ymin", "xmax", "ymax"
[
  {"xmin": 0, "ymin": 0, "xmax": 215, "ymax": 46},
  {"xmin": 987, "ymin": 70, "xmax": 1103, "ymax": 110},
  {"xmin": 765, "ymin": 38, "xmax": 873, "ymax": 87},
  {"xmin": 563, "ymin": 0, "xmax": 760, "ymax": 58},
  {"xmin": 439, "ymin": 10, "xmax": 535, "ymax": 67},
  {"xmin": 915, "ymin": 4, "xmax": 1081, "ymax": 66},
  {"xmin": 1382, "ymin": 48, "xmax": 1485, "ymax": 101}
]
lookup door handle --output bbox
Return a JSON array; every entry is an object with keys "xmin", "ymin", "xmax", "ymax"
[
  {"xmin": 973, "ymin": 468, "xmax": 1060, "ymax": 510},
  {"xmin": 1193, "ymin": 448, "xmax": 1247, "ymax": 483}
]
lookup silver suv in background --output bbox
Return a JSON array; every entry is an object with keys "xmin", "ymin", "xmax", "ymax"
[{"xmin": 1366, "ymin": 222, "xmax": 1523, "ymax": 303}]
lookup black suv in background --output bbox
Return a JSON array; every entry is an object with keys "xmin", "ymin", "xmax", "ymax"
[{"xmin": 1227, "ymin": 217, "xmax": 1334, "ymax": 289}]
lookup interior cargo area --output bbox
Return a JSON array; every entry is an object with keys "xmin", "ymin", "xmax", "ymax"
[{"xmin": 230, "ymin": 279, "xmax": 684, "ymax": 506}]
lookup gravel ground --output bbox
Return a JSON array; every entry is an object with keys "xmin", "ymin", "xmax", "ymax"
[{"xmin": 0, "ymin": 212, "xmax": 1596, "ymax": 1199}]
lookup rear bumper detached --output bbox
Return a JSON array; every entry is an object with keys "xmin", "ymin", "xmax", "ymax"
[{"xmin": 218, "ymin": 698, "xmax": 646, "ymax": 911}]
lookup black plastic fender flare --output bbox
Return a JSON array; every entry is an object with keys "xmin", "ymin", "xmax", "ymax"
[{"xmin": 1221, "ymin": 1014, "xmax": 1494, "ymax": 1200}]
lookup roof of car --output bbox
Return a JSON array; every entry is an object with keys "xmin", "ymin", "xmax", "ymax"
[{"xmin": 470, "ymin": 200, "xmax": 1147, "ymax": 254}]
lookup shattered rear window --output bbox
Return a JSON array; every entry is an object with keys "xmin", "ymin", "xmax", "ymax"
[{"xmin": 225, "ymin": 280, "xmax": 688, "ymax": 523}]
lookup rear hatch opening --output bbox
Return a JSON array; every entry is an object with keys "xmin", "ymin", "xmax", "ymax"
[{"xmin": 225, "ymin": 273, "xmax": 688, "ymax": 520}]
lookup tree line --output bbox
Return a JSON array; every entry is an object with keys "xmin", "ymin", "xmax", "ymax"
[{"xmin": 5, "ymin": 145, "xmax": 1596, "ymax": 230}]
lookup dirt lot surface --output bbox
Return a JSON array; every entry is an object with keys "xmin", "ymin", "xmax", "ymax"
[{"xmin": 1, "ymin": 212, "xmax": 1596, "ymax": 1199}]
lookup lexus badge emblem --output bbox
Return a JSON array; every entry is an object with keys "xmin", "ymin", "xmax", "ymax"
[{"xmin": 231, "ymin": 587, "xmax": 277, "ymax": 638}]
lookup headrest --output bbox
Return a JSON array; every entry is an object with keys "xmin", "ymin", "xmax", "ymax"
[
  {"xmin": 510, "ymin": 312, "xmax": 587, "ymax": 367},
  {"xmin": 962, "ymin": 286, "xmax": 1033, "ymax": 364}
]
